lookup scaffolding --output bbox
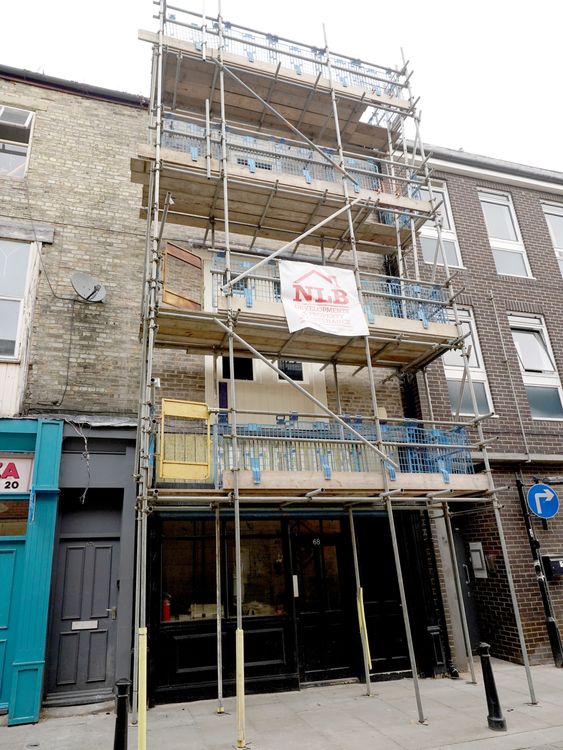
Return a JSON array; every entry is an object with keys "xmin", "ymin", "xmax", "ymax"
[{"xmin": 133, "ymin": 3, "xmax": 537, "ymax": 748}]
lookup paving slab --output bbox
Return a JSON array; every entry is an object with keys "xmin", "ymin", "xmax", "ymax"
[{"xmin": 0, "ymin": 660, "xmax": 561, "ymax": 750}]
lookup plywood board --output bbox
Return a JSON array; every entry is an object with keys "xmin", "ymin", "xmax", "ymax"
[
  {"xmin": 155, "ymin": 307, "xmax": 458, "ymax": 370},
  {"xmin": 223, "ymin": 469, "xmax": 490, "ymax": 496}
]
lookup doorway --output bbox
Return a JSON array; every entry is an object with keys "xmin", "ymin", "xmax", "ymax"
[
  {"xmin": 0, "ymin": 540, "xmax": 25, "ymax": 710},
  {"xmin": 45, "ymin": 493, "xmax": 122, "ymax": 705},
  {"xmin": 290, "ymin": 519, "xmax": 357, "ymax": 683},
  {"xmin": 453, "ymin": 528, "xmax": 481, "ymax": 650}
]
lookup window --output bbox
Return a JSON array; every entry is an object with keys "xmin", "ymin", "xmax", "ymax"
[
  {"xmin": 226, "ymin": 520, "xmax": 286, "ymax": 617},
  {"xmin": 509, "ymin": 315, "xmax": 563, "ymax": 419},
  {"xmin": 443, "ymin": 308, "xmax": 493, "ymax": 417},
  {"xmin": 0, "ymin": 500, "xmax": 28, "ymax": 536},
  {"xmin": 221, "ymin": 356, "xmax": 254, "ymax": 380},
  {"xmin": 0, "ymin": 106, "xmax": 33, "ymax": 178},
  {"xmin": 0, "ymin": 240, "xmax": 32, "ymax": 358},
  {"xmin": 418, "ymin": 183, "xmax": 463, "ymax": 268},
  {"xmin": 278, "ymin": 360, "xmax": 304, "ymax": 381},
  {"xmin": 479, "ymin": 192, "xmax": 531, "ymax": 277},
  {"xmin": 542, "ymin": 203, "xmax": 563, "ymax": 276},
  {"xmin": 160, "ymin": 519, "xmax": 218, "ymax": 622}
]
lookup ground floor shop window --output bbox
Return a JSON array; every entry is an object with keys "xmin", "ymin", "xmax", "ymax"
[
  {"xmin": 160, "ymin": 518, "xmax": 287, "ymax": 621},
  {"xmin": 226, "ymin": 519, "xmax": 286, "ymax": 617},
  {"xmin": 161, "ymin": 519, "xmax": 218, "ymax": 622},
  {"xmin": 0, "ymin": 499, "xmax": 28, "ymax": 536}
]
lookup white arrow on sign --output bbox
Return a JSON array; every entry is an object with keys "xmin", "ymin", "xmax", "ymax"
[{"xmin": 534, "ymin": 488, "xmax": 555, "ymax": 515}]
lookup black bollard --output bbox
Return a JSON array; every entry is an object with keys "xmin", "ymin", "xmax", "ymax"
[
  {"xmin": 113, "ymin": 678, "xmax": 132, "ymax": 750},
  {"xmin": 478, "ymin": 643, "xmax": 507, "ymax": 731}
]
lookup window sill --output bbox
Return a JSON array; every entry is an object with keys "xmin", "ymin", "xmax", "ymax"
[
  {"xmin": 496, "ymin": 273, "xmax": 535, "ymax": 280},
  {"xmin": 0, "ymin": 357, "xmax": 21, "ymax": 365},
  {"xmin": 423, "ymin": 260, "xmax": 466, "ymax": 270}
]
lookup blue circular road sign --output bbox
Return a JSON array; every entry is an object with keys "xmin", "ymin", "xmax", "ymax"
[{"xmin": 527, "ymin": 483, "xmax": 560, "ymax": 519}]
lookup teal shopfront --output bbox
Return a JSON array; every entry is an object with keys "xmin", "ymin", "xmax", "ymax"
[{"xmin": 0, "ymin": 418, "xmax": 63, "ymax": 725}]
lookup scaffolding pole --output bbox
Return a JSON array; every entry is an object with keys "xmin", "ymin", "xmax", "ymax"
[
  {"xmin": 348, "ymin": 508, "xmax": 373, "ymax": 695},
  {"xmin": 215, "ymin": 504, "xmax": 224, "ymax": 713},
  {"xmin": 217, "ymin": 3, "xmax": 246, "ymax": 745},
  {"xmin": 134, "ymin": 3, "xmax": 166, "ymax": 748},
  {"xmin": 387, "ymin": 497, "xmax": 426, "ymax": 723}
]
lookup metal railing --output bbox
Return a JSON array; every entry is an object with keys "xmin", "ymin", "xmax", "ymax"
[
  {"xmin": 157, "ymin": 411, "xmax": 475, "ymax": 487},
  {"xmin": 163, "ymin": 7, "xmax": 405, "ymax": 101},
  {"xmin": 210, "ymin": 254, "xmax": 449, "ymax": 327},
  {"xmin": 161, "ymin": 114, "xmax": 422, "ymax": 199},
  {"xmin": 213, "ymin": 419, "xmax": 474, "ymax": 486}
]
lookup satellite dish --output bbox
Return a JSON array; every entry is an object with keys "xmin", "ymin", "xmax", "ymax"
[{"xmin": 70, "ymin": 271, "xmax": 106, "ymax": 303}]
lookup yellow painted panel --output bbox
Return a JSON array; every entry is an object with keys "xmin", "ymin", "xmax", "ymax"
[
  {"xmin": 159, "ymin": 399, "xmax": 211, "ymax": 480},
  {"xmin": 162, "ymin": 399, "xmax": 209, "ymax": 420},
  {"xmin": 161, "ymin": 460, "xmax": 210, "ymax": 481}
]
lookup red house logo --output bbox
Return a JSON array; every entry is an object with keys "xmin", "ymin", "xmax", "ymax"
[{"xmin": 292, "ymin": 269, "xmax": 349, "ymax": 305}]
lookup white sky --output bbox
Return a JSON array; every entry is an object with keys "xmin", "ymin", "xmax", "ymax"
[{"xmin": 2, "ymin": 0, "xmax": 562, "ymax": 172}]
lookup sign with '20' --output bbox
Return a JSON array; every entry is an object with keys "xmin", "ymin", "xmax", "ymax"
[{"xmin": 0, "ymin": 454, "xmax": 34, "ymax": 493}]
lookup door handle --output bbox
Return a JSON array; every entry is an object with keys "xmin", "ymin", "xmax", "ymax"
[
  {"xmin": 462, "ymin": 564, "xmax": 470, "ymax": 585},
  {"xmin": 106, "ymin": 607, "xmax": 117, "ymax": 620}
]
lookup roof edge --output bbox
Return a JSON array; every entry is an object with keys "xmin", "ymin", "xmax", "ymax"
[
  {"xmin": 426, "ymin": 143, "xmax": 563, "ymax": 186},
  {"xmin": 0, "ymin": 64, "xmax": 148, "ymax": 108}
]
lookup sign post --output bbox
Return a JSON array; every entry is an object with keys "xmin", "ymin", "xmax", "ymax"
[{"xmin": 517, "ymin": 479, "xmax": 563, "ymax": 667}]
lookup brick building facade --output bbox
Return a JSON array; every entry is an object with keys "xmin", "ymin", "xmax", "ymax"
[
  {"xmin": 416, "ymin": 148, "xmax": 563, "ymax": 666},
  {"xmin": 1, "ymin": 43, "xmax": 563, "ymax": 726},
  {"xmin": 0, "ymin": 67, "xmax": 148, "ymax": 721}
]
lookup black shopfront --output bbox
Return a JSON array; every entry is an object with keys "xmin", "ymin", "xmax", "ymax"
[{"xmin": 148, "ymin": 510, "xmax": 449, "ymax": 704}]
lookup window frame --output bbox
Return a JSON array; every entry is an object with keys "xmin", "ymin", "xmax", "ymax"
[
  {"xmin": 221, "ymin": 355, "xmax": 254, "ymax": 381},
  {"xmin": 541, "ymin": 202, "xmax": 563, "ymax": 277},
  {"xmin": 508, "ymin": 314, "xmax": 563, "ymax": 421},
  {"xmin": 478, "ymin": 190, "xmax": 532, "ymax": 278},
  {"xmin": 0, "ymin": 239, "xmax": 35, "ymax": 362},
  {"xmin": 418, "ymin": 181, "xmax": 464, "ymax": 269},
  {"xmin": 0, "ymin": 105, "xmax": 35, "ymax": 179},
  {"xmin": 443, "ymin": 308, "xmax": 494, "ymax": 417}
]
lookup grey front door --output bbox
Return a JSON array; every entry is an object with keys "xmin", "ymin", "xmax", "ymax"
[
  {"xmin": 453, "ymin": 529, "xmax": 481, "ymax": 651},
  {"xmin": 46, "ymin": 539, "xmax": 120, "ymax": 701}
]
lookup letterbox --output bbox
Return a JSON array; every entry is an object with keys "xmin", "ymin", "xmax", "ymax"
[{"xmin": 541, "ymin": 555, "xmax": 563, "ymax": 580}]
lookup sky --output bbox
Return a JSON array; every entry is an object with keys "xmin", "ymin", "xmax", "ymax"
[{"xmin": 2, "ymin": 0, "xmax": 562, "ymax": 172}]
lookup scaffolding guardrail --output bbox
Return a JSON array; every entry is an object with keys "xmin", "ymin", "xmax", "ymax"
[
  {"xmin": 157, "ymin": 413, "xmax": 474, "ymax": 487},
  {"xmin": 215, "ymin": 419, "xmax": 473, "ymax": 485},
  {"xmin": 161, "ymin": 115, "xmax": 421, "ymax": 200},
  {"xmin": 210, "ymin": 254, "xmax": 449, "ymax": 327},
  {"xmin": 163, "ymin": 7, "xmax": 404, "ymax": 101}
]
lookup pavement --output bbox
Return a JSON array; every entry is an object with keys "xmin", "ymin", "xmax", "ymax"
[{"xmin": 1, "ymin": 659, "xmax": 563, "ymax": 749}]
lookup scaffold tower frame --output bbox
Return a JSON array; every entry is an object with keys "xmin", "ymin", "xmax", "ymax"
[{"xmin": 133, "ymin": 3, "xmax": 538, "ymax": 748}]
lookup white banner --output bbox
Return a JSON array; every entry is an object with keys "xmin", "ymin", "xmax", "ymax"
[{"xmin": 279, "ymin": 260, "xmax": 369, "ymax": 337}]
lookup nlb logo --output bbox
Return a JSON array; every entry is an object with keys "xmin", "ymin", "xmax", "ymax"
[{"xmin": 292, "ymin": 269, "xmax": 349, "ymax": 305}]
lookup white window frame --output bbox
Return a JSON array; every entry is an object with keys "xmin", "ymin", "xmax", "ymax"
[
  {"xmin": 443, "ymin": 308, "xmax": 493, "ymax": 417},
  {"xmin": 542, "ymin": 202, "xmax": 563, "ymax": 277},
  {"xmin": 508, "ymin": 314, "xmax": 563, "ymax": 421},
  {"xmin": 478, "ymin": 190, "xmax": 532, "ymax": 278},
  {"xmin": 0, "ymin": 105, "xmax": 35, "ymax": 179},
  {"xmin": 0, "ymin": 239, "xmax": 36, "ymax": 363},
  {"xmin": 418, "ymin": 181, "xmax": 463, "ymax": 269}
]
